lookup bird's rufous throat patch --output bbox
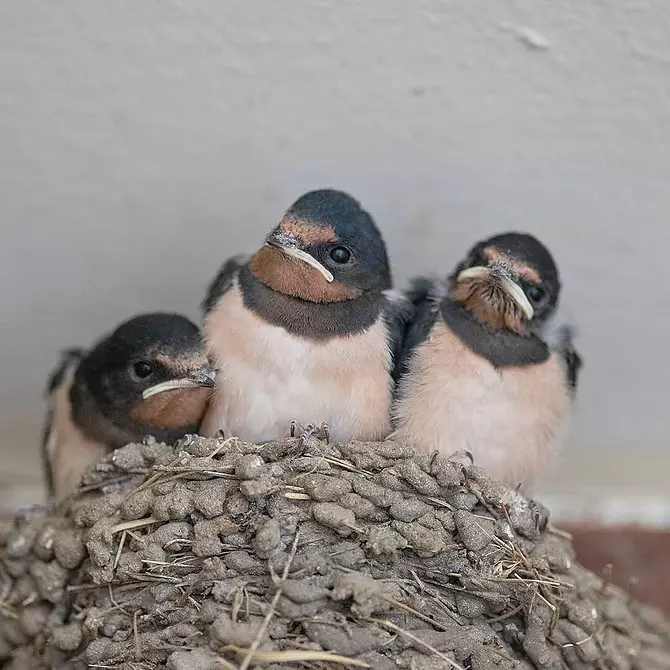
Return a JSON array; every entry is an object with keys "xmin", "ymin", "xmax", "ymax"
[
  {"xmin": 132, "ymin": 386, "xmax": 211, "ymax": 429},
  {"xmin": 249, "ymin": 246, "xmax": 360, "ymax": 303},
  {"xmin": 450, "ymin": 279, "xmax": 526, "ymax": 334}
]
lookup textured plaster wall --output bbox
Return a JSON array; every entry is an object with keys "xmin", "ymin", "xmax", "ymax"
[{"xmin": 1, "ymin": 1, "xmax": 669, "ymax": 497}]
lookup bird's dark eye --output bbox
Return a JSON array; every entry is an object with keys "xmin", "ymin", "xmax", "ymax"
[
  {"xmin": 329, "ymin": 246, "xmax": 351, "ymax": 264},
  {"xmin": 133, "ymin": 361, "xmax": 153, "ymax": 379},
  {"xmin": 526, "ymin": 286, "xmax": 545, "ymax": 303}
]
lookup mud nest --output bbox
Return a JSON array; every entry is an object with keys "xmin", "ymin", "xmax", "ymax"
[{"xmin": 1, "ymin": 436, "xmax": 669, "ymax": 670}]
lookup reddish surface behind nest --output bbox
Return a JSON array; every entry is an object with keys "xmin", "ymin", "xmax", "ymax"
[{"xmin": 563, "ymin": 523, "xmax": 670, "ymax": 615}]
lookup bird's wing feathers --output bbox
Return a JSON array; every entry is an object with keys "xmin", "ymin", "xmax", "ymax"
[
  {"xmin": 201, "ymin": 254, "xmax": 249, "ymax": 315},
  {"xmin": 381, "ymin": 289, "xmax": 416, "ymax": 371},
  {"xmin": 550, "ymin": 325, "xmax": 582, "ymax": 393},
  {"xmin": 542, "ymin": 321, "xmax": 583, "ymax": 394},
  {"xmin": 44, "ymin": 348, "xmax": 85, "ymax": 398},
  {"xmin": 390, "ymin": 276, "xmax": 444, "ymax": 383},
  {"xmin": 41, "ymin": 348, "xmax": 85, "ymax": 498}
]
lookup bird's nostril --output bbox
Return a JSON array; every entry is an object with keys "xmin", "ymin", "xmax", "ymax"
[{"xmin": 267, "ymin": 230, "xmax": 299, "ymax": 249}]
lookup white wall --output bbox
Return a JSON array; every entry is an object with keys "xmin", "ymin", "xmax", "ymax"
[{"xmin": 1, "ymin": 1, "xmax": 669, "ymax": 503}]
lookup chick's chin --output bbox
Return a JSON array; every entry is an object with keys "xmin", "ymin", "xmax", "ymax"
[
  {"xmin": 249, "ymin": 246, "xmax": 357, "ymax": 303},
  {"xmin": 450, "ymin": 279, "xmax": 525, "ymax": 334}
]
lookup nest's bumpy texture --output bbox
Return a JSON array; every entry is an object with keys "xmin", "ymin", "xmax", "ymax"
[{"xmin": 1, "ymin": 436, "xmax": 669, "ymax": 669}]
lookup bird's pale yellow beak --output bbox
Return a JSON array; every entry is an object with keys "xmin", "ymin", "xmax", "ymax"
[
  {"xmin": 456, "ymin": 266, "xmax": 534, "ymax": 320},
  {"xmin": 265, "ymin": 231, "xmax": 334, "ymax": 283},
  {"xmin": 142, "ymin": 371, "xmax": 216, "ymax": 400}
]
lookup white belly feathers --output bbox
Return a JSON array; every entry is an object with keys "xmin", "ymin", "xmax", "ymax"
[
  {"xmin": 391, "ymin": 322, "xmax": 571, "ymax": 487},
  {"xmin": 202, "ymin": 283, "xmax": 393, "ymax": 443}
]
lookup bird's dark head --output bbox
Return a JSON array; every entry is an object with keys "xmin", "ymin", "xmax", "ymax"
[
  {"xmin": 448, "ymin": 232, "xmax": 560, "ymax": 334},
  {"xmin": 248, "ymin": 189, "xmax": 391, "ymax": 303},
  {"xmin": 75, "ymin": 313, "xmax": 216, "ymax": 440}
]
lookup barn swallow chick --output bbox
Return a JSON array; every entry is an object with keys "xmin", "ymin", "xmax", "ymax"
[
  {"xmin": 42, "ymin": 313, "xmax": 216, "ymax": 500},
  {"xmin": 201, "ymin": 189, "xmax": 412, "ymax": 443},
  {"xmin": 391, "ymin": 233, "xmax": 581, "ymax": 488}
]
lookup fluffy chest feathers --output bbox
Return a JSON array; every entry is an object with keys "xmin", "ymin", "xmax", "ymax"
[
  {"xmin": 202, "ymin": 283, "xmax": 393, "ymax": 442},
  {"xmin": 392, "ymin": 321, "xmax": 571, "ymax": 487}
]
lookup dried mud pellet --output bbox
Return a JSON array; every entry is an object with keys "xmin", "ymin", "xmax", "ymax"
[
  {"xmin": 433, "ymin": 509, "xmax": 457, "ymax": 532},
  {"xmin": 567, "ymin": 600, "xmax": 600, "ymax": 635},
  {"xmin": 239, "ymin": 476, "xmax": 273, "ymax": 501},
  {"xmin": 312, "ymin": 502, "xmax": 356, "ymax": 537},
  {"xmin": 52, "ymin": 622, "xmax": 83, "ymax": 652},
  {"xmin": 343, "ymin": 440, "xmax": 415, "ymax": 459},
  {"xmin": 111, "ymin": 443, "xmax": 147, "ymax": 471},
  {"xmin": 210, "ymin": 614, "xmax": 267, "ymax": 648},
  {"xmin": 366, "ymin": 525, "xmax": 408, "ymax": 555},
  {"xmin": 558, "ymin": 620, "xmax": 599, "ymax": 662},
  {"xmin": 120, "ymin": 489, "xmax": 155, "ymax": 520},
  {"xmin": 235, "ymin": 454, "xmax": 265, "ymax": 480},
  {"xmin": 86, "ymin": 538, "xmax": 113, "ymax": 568},
  {"xmin": 330, "ymin": 571, "xmax": 388, "ymax": 618},
  {"xmin": 470, "ymin": 649, "xmax": 518, "ymax": 670},
  {"xmin": 100, "ymin": 612, "xmax": 127, "ymax": 638},
  {"xmin": 336, "ymin": 446, "xmax": 393, "ymax": 471},
  {"xmin": 193, "ymin": 516, "xmax": 239, "ymax": 558},
  {"xmin": 0, "ymin": 519, "xmax": 14, "ymax": 547},
  {"xmin": 72, "ymin": 493, "xmax": 124, "ymax": 527},
  {"xmin": 10, "ymin": 573, "xmax": 38, "ymax": 605},
  {"xmin": 392, "ymin": 520, "xmax": 448, "ymax": 557},
  {"xmin": 1, "ymin": 620, "xmax": 29, "ymax": 647},
  {"xmin": 253, "ymin": 518, "xmax": 281, "ymax": 558},
  {"xmin": 6, "ymin": 526, "xmax": 38, "ymax": 559},
  {"xmin": 29, "ymin": 560, "xmax": 68, "ymax": 604},
  {"xmin": 19, "ymin": 604, "xmax": 49, "ymax": 638},
  {"xmin": 276, "ymin": 595, "xmax": 327, "ymax": 618},
  {"xmin": 138, "ymin": 541, "xmax": 167, "ymax": 564},
  {"xmin": 431, "ymin": 456, "xmax": 464, "ymax": 487},
  {"xmin": 304, "ymin": 620, "xmax": 392, "ymax": 656},
  {"xmin": 456, "ymin": 592, "xmax": 488, "ymax": 618},
  {"xmin": 389, "ymin": 498, "xmax": 432, "ymax": 522},
  {"xmin": 455, "ymin": 510, "xmax": 494, "ymax": 552},
  {"xmin": 150, "ymin": 522, "xmax": 193, "ymax": 551},
  {"xmin": 396, "ymin": 459, "xmax": 442, "ymax": 496},
  {"xmin": 224, "ymin": 531, "xmax": 248, "ymax": 548},
  {"xmin": 180, "ymin": 435, "xmax": 225, "ymax": 457},
  {"xmin": 85, "ymin": 638, "xmax": 116, "ymax": 665},
  {"xmin": 373, "ymin": 470, "xmax": 413, "ymax": 493},
  {"xmin": 224, "ymin": 550, "xmax": 266, "ymax": 575},
  {"xmin": 153, "ymin": 485, "xmax": 195, "ymax": 521},
  {"xmin": 224, "ymin": 491, "xmax": 250, "ymax": 517},
  {"xmin": 167, "ymin": 648, "xmax": 223, "ymax": 670},
  {"xmin": 53, "ymin": 528, "xmax": 86, "ymax": 569},
  {"xmin": 33, "ymin": 525, "xmax": 55, "ymax": 561},
  {"xmin": 357, "ymin": 651, "xmax": 398, "ymax": 670},
  {"xmin": 192, "ymin": 480, "xmax": 230, "ymax": 518},
  {"xmin": 145, "ymin": 442, "xmax": 185, "ymax": 465},
  {"xmin": 523, "ymin": 609, "xmax": 563, "ymax": 670},
  {"xmin": 280, "ymin": 576, "xmax": 332, "ymax": 604},
  {"xmin": 339, "ymin": 492, "xmax": 387, "ymax": 521},
  {"xmin": 115, "ymin": 550, "xmax": 143, "ymax": 579},
  {"xmin": 352, "ymin": 477, "xmax": 403, "ymax": 508},
  {"xmin": 290, "ymin": 457, "xmax": 332, "ymax": 472},
  {"xmin": 4, "ymin": 559, "xmax": 27, "ymax": 579},
  {"xmin": 446, "ymin": 490, "xmax": 479, "ymax": 510},
  {"xmin": 155, "ymin": 479, "xmax": 177, "ymax": 495},
  {"xmin": 293, "ymin": 473, "xmax": 352, "ymax": 501}
]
